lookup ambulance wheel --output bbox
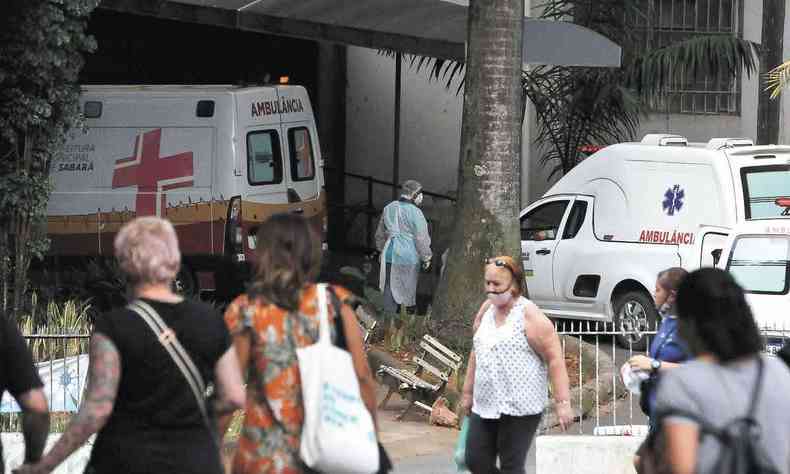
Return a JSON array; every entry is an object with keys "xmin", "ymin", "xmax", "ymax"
[
  {"xmin": 613, "ymin": 291, "xmax": 656, "ymax": 351},
  {"xmin": 173, "ymin": 265, "xmax": 198, "ymax": 297}
]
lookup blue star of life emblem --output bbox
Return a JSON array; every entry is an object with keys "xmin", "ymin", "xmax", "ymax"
[
  {"xmin": 59, "ymin": 370, "xmax": 74, "ymax": 389},
  {"xmin": 662, "ymin": 185, "xmax": 685, "ymax": 216}
]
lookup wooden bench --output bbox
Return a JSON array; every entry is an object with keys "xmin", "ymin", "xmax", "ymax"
[
  {"xmin": 377, "ymin": 334, "xmax": 463, "ymax": 420},
  {"xmin": 354, "ymin": 303, "xmax": 377, "ymax": 345}
]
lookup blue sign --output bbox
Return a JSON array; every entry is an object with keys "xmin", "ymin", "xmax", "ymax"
[{"xmin": 1, "ymin": 354, "xmax": 88, "ymax": 413}]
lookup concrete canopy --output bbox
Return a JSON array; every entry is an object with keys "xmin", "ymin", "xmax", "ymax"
[{"xmin": 99, "ymin": 0, "xmax": 621, "ymax": 67}]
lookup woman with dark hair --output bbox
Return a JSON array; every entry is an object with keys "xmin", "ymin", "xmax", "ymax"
[
  {"xmin": 628, "ymin": 267, "xmax": 690, "ymax": 417},
  {"xmin": 654, "ymin": 267, "xmax": 790, "ymax": 474},
  {"xmin": 221, "ymin": 213, "xmax": 380, "ymax": 474},
  {"xmin": 461, "ymin": 256, "xmax": 572, "ymax": 474}
]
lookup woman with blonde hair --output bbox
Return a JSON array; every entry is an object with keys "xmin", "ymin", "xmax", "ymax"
[
  {"xmin": 15, "ymin": 216, "xmax": 245, "ymax": 474},
  {"xmin": 221, "ymin": 213, "xmax": 382, "ymax": 473},
  {"xmin": 461, "ymin": 256, "xmax": 572, "ymax": 474}
]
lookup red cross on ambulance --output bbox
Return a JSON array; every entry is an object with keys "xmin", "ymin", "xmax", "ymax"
[{"xmin": 111, "ymin": 129, "xmax": 194, "ymax": 217}]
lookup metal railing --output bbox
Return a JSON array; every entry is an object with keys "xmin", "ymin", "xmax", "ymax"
[
  {"xmin": 538, "ymin": 320, "xmax": 656, "ymax": 435},
  {"xmin": 540, "ymin": 320, "xmax": 790, "ymax": 436},
  {"xmin": 7, "ymin": 322, "xmax": 789, "ymax": 435},
  {"xmin": 323, "ymin": 166, "xmax": 456, "ymax": 250},
  {"xmin": 626, "ymin": 0, "xmax": 743, "ymax": 115},
  {"xmin": 1, "ymin": 335, "xmax": 90, "ymax": 432}
]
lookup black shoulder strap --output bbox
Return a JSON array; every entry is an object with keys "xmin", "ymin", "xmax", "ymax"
[{"xmin": 747, "ymin": 356, "xmax": 765, "ymax": 418}]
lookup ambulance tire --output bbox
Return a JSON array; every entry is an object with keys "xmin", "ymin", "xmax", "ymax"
[
  {"xmin": 613, "ymin": 291, "xmax": 656, "ymax": 351},
  {"xmin": 173, "ymin": 265, "xmax": 198, "ymax": 297}
]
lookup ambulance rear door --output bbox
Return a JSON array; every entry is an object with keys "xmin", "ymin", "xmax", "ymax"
[{"xmin": 241, "ymin": 89, "xmax": 289, "ymax": 211}]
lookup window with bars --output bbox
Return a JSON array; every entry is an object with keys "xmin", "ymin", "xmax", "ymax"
[{"xmin": 627, "ymin": 0, "xmax": 742, "ymax": 115}]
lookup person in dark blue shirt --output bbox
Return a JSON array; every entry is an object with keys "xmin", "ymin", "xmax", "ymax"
[{"xmin": 628, "ymin": 267, "xmax": 691, "ymax": 417}]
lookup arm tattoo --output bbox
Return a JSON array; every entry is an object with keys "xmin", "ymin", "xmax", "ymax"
[
  {"xmin": 18, "ymin": 391, "xmax": 49, "ymax": 463},
  {"xmin": 38, "ymin": 333, "xmax": 121, "ymax": 471}
]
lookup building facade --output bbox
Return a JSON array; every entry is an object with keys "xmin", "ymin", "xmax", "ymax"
[{"xmin": 343, "ymin": 0, "xmax": 789, "ymax": 211}]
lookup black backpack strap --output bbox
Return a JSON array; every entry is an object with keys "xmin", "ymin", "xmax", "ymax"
[
  {"xmin": 654, "ymin": 356, "xmax": 766, "ymax": 441},
  {"xmin": 747, "ymin": 356, "xmax": 765, "ymax": 418}
]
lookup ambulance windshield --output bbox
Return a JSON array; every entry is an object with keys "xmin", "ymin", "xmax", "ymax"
[
  {"xmin": 727, "ymin": 235, "xmax": 790, "ymax": 294},
  {"xmin": 741, "ymin": 165, "xmax": 790, "ymax": 219}
]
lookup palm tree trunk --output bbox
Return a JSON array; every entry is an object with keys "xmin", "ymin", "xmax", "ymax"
[
  {"xmin": 431, "ymin": 0, "xmax": 524, "ymax": 348},
  {"xmin": 758, "ymin": 0, "xmax": 785, "ymax": 145}
]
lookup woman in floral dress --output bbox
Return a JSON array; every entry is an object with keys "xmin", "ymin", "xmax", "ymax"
[{"xmin": 221, "ymin": 213, "xmax": 379, "ymax": 473}]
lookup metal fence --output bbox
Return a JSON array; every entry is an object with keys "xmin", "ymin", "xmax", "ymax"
[
  {"xmin": 537, "ymin": 321, "xmax": 655, "ymax": 436},
  {"xmin": 540, "ymin": 320, "xmax": 790, "ymax": 436},
  {"xmin": 0, "ymin": 335, "xmax": 90, "ymax": 432},
  {"xmin": 323, "ymin": 166, "xmax": 456, "ymax": 251},
  {"xmin": 6, "ymin": 323, "xmax": 789, "ymax": 435}
]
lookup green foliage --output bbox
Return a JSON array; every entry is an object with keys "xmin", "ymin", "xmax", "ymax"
[
  {"xmin": 0, "ymin": 0, "xmax": 98, "ymax": 166},
  {"xmin": 0, "ymin": 0, "xmax": 99, "ymax": 313},
  {"xmin": 530, "ymin": 0, "xmax": 759, "ymax": 176},
  {"xmin": 524, "ymin": 67, "xmax": 642, "ymax": 178},
  {"xmin": 400, "ymin": 1, "xmax": 760, "ymax": 178},
  {"xmin": 766, "ymin": 60, "xmax": 790, "ymax": 99},
  {"xmin": 18, "ymin": 293, "xmax": 92, "ymax": 363},
  {"xmin": 629, "ymin": 35, "xmax": 760, "ymax": 102}
]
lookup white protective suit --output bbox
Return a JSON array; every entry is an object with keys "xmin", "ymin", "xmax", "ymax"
[{"xmin": 375, "ymin": 196, "xmax": 432, "ymax": 308}]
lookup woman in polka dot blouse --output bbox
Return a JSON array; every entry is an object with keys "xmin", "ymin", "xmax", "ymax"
[{"xmin": 461, "ymin": 256, "xmax": 572, "ymax": 474}]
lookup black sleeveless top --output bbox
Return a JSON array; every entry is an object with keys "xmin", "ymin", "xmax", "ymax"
[{"xmin": 87, "ymin": 299, "xmax": 230, "ymax": 474}]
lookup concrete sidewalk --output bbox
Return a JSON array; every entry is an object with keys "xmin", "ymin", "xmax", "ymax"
[
  {"xmin": 220, "ymin": 386, "xmax": 539, "ymax": 473},
  {"xmin": 377, "ymin": 389, "xmax": 537, "ymax": 473},
  {"xmin": 377, "ymin": 393, "xmax": 459, "ymax": 473}
]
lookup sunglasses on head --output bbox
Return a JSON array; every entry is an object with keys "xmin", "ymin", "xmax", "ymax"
[{"xmin": 485, "ymin": 258, "xmax": 515, "ymax": 275}]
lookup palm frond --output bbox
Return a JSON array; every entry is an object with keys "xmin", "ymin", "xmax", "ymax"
[
  {"xmin": 535, "ymin": 0, "xmax": 651, "ymax": 52},
  {"xmin": 381, "ymin": 2, "xmax": 760, "ymax": 180},
  {"xmin": 766, "ymin": 60, "xmax": 790, "ymax": 99},
  {"xmin": 378, "ymin": 49, "xmax": 465, "ymax": 92},
  {"xmin": 629, "ymin": 35, "xmax": 760, "ymax": 98},
  {"xmin": 524, "ymin": 67, "xmax": 644, "ymax": 176}
]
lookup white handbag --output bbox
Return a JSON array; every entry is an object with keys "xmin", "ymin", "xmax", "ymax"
[{"xmin": 298, "ymin": 284, "xmax": 379, "ymax": 474}]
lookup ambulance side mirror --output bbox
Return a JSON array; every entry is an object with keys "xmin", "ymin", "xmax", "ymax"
[
  {"xmin": 711, "ymin": 248, "xmax": 723, "ymax": 266},
  {"xmin": 247, "ymin": 225, "xmax": 260, "ymax": 251}
]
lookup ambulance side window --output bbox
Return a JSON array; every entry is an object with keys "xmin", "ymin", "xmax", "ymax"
[
  {"xmin": 247, "ymin": 130, "xmax": 283, "ymax": 185},
  {"xmin": 288, "ymin": 127, "xmax": 315, "ymax": 181},
  {"xmin": 521, "ymin": 200, "xmax": 569, "ymax": 241}
]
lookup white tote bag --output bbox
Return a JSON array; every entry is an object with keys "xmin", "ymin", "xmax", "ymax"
[{"xmin": 298, "ymin": 284, "xmax": 380, "ymax": 473}]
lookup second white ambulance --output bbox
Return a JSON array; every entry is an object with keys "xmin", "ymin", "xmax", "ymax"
[{"xmin": 520, "ymin": 134, "xmax": 790, "ymax": 347}]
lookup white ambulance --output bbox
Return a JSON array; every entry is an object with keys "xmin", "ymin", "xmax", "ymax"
[
  {"xmin": 520, "ymin": 134, "xmax": 790, "ymax": 347},
  {"xmin": 47, "ymin": 85, "xmax": 326, "ymax": 295},
  {"xmin": 716, "ymin": 220, "xmax": 790, "ymax": 354}
]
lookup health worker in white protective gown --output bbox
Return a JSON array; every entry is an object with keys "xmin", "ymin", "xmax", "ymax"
[{"xmin": 375, "ymin": 180, "xmax": 432, "ymax": 315}]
